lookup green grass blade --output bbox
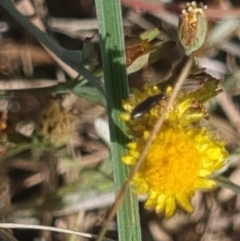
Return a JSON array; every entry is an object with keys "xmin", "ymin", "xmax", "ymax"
[{"xmin": 95, "ymin": 0, "xmax": 142, "ymax": 241}]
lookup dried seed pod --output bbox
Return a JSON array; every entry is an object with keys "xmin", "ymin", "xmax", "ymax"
[{"xmin": 178, "ymin": 1, "xmax": 208, "ymax": 55}]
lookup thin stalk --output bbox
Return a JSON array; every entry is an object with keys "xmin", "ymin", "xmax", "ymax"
[
  {"xmin": 0, "ymin": 223, "xmax": 114, "ymax": 241},
  {"xmin": 95, "ymin": 1, "xmax": 142, "ymax": 241}
]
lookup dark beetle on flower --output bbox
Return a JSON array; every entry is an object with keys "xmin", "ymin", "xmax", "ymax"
[
  {"xmin": 130, "ymin": 71, "xmax": 221, "ymax": 120},
  {"xmin": 131, "ymin": 93, "xmax": 166, "ymax": 119}
]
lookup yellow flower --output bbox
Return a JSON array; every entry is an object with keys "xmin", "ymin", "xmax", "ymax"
[{"xmin": 121, "ymin": 84, "xmax": 228, "ymax": 217}]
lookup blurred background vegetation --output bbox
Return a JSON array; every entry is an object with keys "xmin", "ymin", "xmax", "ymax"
[{"xmin": 1, "ymin": 0, "xmax": 240, "ymax": 240}]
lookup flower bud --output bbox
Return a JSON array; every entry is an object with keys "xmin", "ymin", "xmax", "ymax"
[{"xmin": 178, "ymin": 1, "xmax": 208, "ymax": 55}]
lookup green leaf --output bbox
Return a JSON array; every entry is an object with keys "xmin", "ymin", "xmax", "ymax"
[
  {"xmin": 148, "ymin": 41, "xmax": 176, "ymax": 66},
  {"xmin": 139, "ymin": 28, "xmax": 160, "ymax": 42},
  {"xmin": 82, "ymin": 39, "xmax": 100, "ymax": 67},
  {"xmin": 73, "ymin": 86, "xmax": 106, "ymax": 106},
  {"xmin": 127, "ymin": 52, "xmax": 150, "ymax": 74},
  {"xmin": 95, "ymin": 0, "xmax": 141, "ymax": 240},
  {"xmin": 214, "ymin": 176, "xmax": 240, "ymax": 193},
  {"xmin": 1, "ymin": 143, "xmax": 32, "ymax": 160}
]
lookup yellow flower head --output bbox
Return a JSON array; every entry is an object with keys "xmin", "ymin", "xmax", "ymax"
[{"xmin": 121, "ymin": 84, "xmax": 228, "ymax": 217}]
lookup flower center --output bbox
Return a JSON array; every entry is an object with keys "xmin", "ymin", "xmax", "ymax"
[{"xmin": 143, "ymin": 126, "xmax": 200, "ymax": 195}]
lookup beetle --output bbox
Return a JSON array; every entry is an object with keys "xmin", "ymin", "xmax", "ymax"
[
  {"xmin": 130, "ymin": 70, "xmax": 221, "ymax": 119},
  {"xmin": 131, "ymin": 93, "xmax": 167, "ymax": 119}
]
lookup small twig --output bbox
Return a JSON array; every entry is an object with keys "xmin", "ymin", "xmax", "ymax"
[
  {"xmin": 48, "ymin": 18, "xmax": 99, "ymax": 31},
  {"xmin": 121, "ymin": 0, "xmax": 166, "ymax": 14},
  {"xmin": 0, "ymin": 80, "xmax": 58, "ymax": 90},
  {"xmin": 220, "ymin": 42, "xmax": 240, "ymax": 58},
  {"xmin": 217, "ymin": 90, "xmax": 240, "ymax": 134},
  {"xmin": 96, "ymin": 57, "xmax": 193, "ymax": 241},
  {"xmin": 121, "ymin": 0, "xmax": 240, "ymax": 20},
  {"xmin": 0, "ymin": 223, "xmax": 115, "ymax": 241},
  {"xmin": 14, "ymin": 0, "xmax": 79, "ymax": 79},
  {"xmin": 127, "ymin": 10, "xmax": 155, "ymax": 29}
]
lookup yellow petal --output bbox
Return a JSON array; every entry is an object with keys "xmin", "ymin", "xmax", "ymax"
[
  {"xmin": 165, "ymin": 196, "xmax": 176, "ymax": 218},
  {"xmin": 176, "ymin": 194, "xmax": 193, "ymax": 213},
  {"xmin": 122, "ymin": 155, "xmax": 135, "ymax": 165}
]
